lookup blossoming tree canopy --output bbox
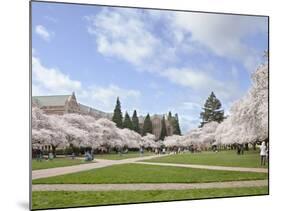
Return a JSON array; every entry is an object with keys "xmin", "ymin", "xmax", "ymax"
[
  {"xmin": 164, "ymin": 135, "xmax": 184, "ymax": 148},
  {"xmin": 141, "ymin": 133, "xmax": 158, "ymax": 149},
  {"xmin": 214, "ymin": 63, "xmax": 268, "ymax": 145}
]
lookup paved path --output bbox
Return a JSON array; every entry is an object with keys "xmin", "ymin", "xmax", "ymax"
[
  {"xmin": 32, "ymin": 154, "xmax": 169, "ymax": 180},
  {"xmin": 32, "ymin": 154, "xmax": 268, "ymax": 180},
  {"xmin": 136, "ymin": 162, "xmax": 268, "ymax": 173},
  {"xmin": 33, "ymin": 180, "xmax": 268, "ymax": 191}
]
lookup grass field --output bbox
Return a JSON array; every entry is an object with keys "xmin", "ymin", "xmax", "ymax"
[
  {"xmin": 32, "ymin": 163, "xmax": 268, "ymax": 184},
  {"xmin": 94, "ymin": 151, "xmax": 154, "ymax": 160},
  {"xmin": 32, "ymin": 158, "xmax": 93, "ymax": 170},
  {"xmin": 143, "ymin": 150, "xmax": 268, "ymax": 168},
  {"xmin": 32, "ymin": 186, "xmax": 268, "ymax": 210}
]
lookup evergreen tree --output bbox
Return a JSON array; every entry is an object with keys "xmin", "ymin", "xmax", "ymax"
[
  {"xmin": 112, "ymin": 97, "xmax": 123, "ymax": 128},
  {"xmin": 167, "ymin": 111, "xmax": 173, "ymax": 121},
  {"xmin": 200, "ymin": 92, "xmax": 224, "ymax": 127},
  {"xmin": 142, "ymin": 113, "xmax": 152, "ymax": 136},
  {"xmin": 123, "ymin": 112, "xmax": 133, "ymax": 130},
  {"xmin": 159, "ymin": 116, "xmax": 167, "ymax": 140},
  {"xmin": 173, "ymin": 113, "xmax": 182, "ymax": 135},
  {"xmin": 131, "ymin": 110, "xmax": 140, "ymax": 134}
]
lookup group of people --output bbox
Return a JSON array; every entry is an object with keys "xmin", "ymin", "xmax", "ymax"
[
  {"xmin": 154, "ymin": 148, "xmax": 166, "ymax": 155},
  {"xmin": 34, "ymin": 141, "xmax": 268, "ymax": 167},
  {"xmin": 34, "ymin": 148, "xmax": 54, "ymax": 162}
]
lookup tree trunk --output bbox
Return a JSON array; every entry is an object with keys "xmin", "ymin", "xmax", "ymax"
[
  {"xmin": 51, "ymin": 145, "xmax": 56, "ymax": 158},
  {"xmin": 245, "ymin": 143, "xmax": 249, "ymax": 151},
  {"xmin": 253, "ymin": 142, "xmax": 256, "ymax": 151}
]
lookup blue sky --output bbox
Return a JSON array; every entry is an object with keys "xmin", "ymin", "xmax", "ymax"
[{"xmin": 31, "ymin": 2, "xmax": 268, "ymax": 133}]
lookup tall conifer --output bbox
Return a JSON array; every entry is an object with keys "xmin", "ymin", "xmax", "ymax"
[
  {"xmin": 132, "ymin": 110, "xmax": 140, "ymax": 133},
  {"xmin": 159, "ymin": 116, "xmax": 167, "ymax": 140},
  {"xmin": 112, "ymin": 97, "xmax": 123, "ymax": 128},
  {"xmin": 123, "ymin": 112, "xmax": 133, "ymax": 129},
  {"xmin": 200, "ymin": 92, "xmax": 224, "ymax": 127},
  {"xmin": 142, "ymin": 113, "xmax": 153, "ymax": 136}
]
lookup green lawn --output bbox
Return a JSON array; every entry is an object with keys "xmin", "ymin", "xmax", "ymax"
[
  {"xmin": 32, "ymin": 186, "xmax": 268, "ymax": 210},
  {"xmin": 32, "ymin": 158, "xmax": 94, "ymax": 170},
  {"xmin": 33, "ymin": 163, "xmax": 267, "ymax": 184},
  {"xmin": 94, "ymin": 151, "xmax": 154, "ymax": 160},
  {"xmin": 143, "ymin": 150, "xmax": 268, "ymax": 168}
]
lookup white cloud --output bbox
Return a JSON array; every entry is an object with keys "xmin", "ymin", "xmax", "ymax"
[
  {"xmin": 181, "ymin": 102, "xmax": 201, "ymax": 110},
  {"xmin": 162, "ymin": 67, "xmax": 223, "ymax": 90},
  {"xmin": 35, "ymin": 25, "xmax": 53, "ymax": 41},
  {"xmin": 87, "ymin": 84, "xmax": 141, "ymax": 112},
  {"xmin": 85, "ymin": 9, "xmax": 159, "ymax": 67},
  {"xmin": 32, "ymin": 56, "xmax": 82, "ymax": 94},
  {"xmin": 32, "ymin": 55, "xmax": 141, "ymax": 112},
  {"xmin": 85, "ymin": 9, "xmax": 267, "ymax": 96},
  {"xmin": 169, "ymin": 12, "xmax": 267, "ymax": 71},
  {"xmin": 85, "ymin": 8, "xmax": 176, "ymax": 71},
  {"xmin": 161, "ymin": 67, "xmax": 242, "ymax": 102}
]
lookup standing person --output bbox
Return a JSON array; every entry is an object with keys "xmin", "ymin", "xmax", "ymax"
[
  {"xmin": 39, "ymin": 148, "xmax": 43, "ymax": 162},
  {"xmin": 48, "ymin": 152, "xmax": 54, "ymax": 160},
  {"xmin": 91, "ymin": 148, "xmax": 94, "ymax": 161},
  {"xmin": 240, "ymin": 144, "xmax": 244, "ymax": 155},
  {"xmin": 237, "ymin": 144, "xmax": 241, "ymax": 155},
  {"xmin": 140, "ymin": 147, "xmax": 144, "ymax": 156},
  {"xmin": 259, "ymin": 141, "xmax": 267, "ymax": 166},
  {"xmin": 36, "ymin": 148, "xmax": 40, "ymax": 162}
]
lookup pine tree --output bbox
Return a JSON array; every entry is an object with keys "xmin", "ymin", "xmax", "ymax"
[
  {"xmin": 167, "ymin": 111, "xmax": 173, "ymax": 122},
  {"xmin": 112, "ymin": 97, "xmax": 123, "ymax": 128},
  {"xmin": 173, "ymin": 113, "xmax": 182, "ymax": 135},
  {"xmin": 123, "ymin": 112, "xmax": 133, "ymax": 130},
  {"xmin": 168, "ymin": 111, "xmax": 172, "ymax": 120},
  {"xmin": 159, "ymin": 116, "xmax": 167, "ymax": 140},
  {"xmin": 142, "ymin": 113, "xmax": 152, "ymax": 136},
  {"xmin": 131, "ymin": 110, "xmax": 140, "ymax": 134},
  {"xmin": 200, "ymin": 92, "xmax": 224, "ymax": 127}
]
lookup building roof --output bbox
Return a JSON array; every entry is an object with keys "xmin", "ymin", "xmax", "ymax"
[
  {"xmin": 79, "ymin": 103, "xmax": 113, "ymax": 119},
  {"xmin": 32, "ymin": 95, "xmax": 71, "ymax": 107}
]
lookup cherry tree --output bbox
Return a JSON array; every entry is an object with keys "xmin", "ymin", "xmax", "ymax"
[
  {"xmin": 182, "ymin": 128, "xmax": 202, "ymax": 146},
  {"xmin": 61, "ymin": 115, "xmax": 90, "ymax": 150},
  {"xmin": 141, "ymin": 133, "xmax": 158, "ymax": 149},
  {"xmin": 117, "ymin": 128, "xmax": 142, "ymax": 149},
  {"xmin": 32, "ymin": 128, "xmax": 52, "ymax": 146},
  {"xmin": 45, "ymin": 115, "xmax": 68, "ymax": 156},
  {"xmin": 32, "ymin": 107, "xmax": 50, "ymax": 130},
  {"xmin": 164, "ymin": 135, "xmax": 184, "ymax": 148},
  {"xmin": 214, "ymin": 63, "xmax": 268, "ymax": 146},
  {"xmin": 95, "ymin": 118, "xmax": 119, "ymax": 151},
  {"xmin": 200, "ymin": 121, "xmax": 219, "ymax": 145}
]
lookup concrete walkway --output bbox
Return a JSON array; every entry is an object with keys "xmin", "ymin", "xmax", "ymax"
[
  {"xmin": 32, "ymin": 154, "xmax": 268, "ymax": 180},
  {"xmin": 32, "ymin": 154, "xmax": 170, "ymax": 180},
  {"xmin": 32, "ymin": 180, "xmax": 268, "ymax": 191},
  {"xmin": 136, "ymin": 162, "xmax": 268, "ymax": 173}
]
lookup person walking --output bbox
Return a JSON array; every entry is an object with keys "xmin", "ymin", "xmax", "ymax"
[{"xmin": 259, "ymin": 141, "xmax": 267, "ymax": 166}]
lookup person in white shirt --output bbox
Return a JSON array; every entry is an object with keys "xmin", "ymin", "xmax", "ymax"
[{"xmin": 259, "ymin": 141, "xmax": 267, "ymax": 166}]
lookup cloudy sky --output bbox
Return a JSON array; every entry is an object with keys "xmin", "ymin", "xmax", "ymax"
[{"xmin": 31, "ymin": 2, "xmax": 268, "ymax": 133}]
